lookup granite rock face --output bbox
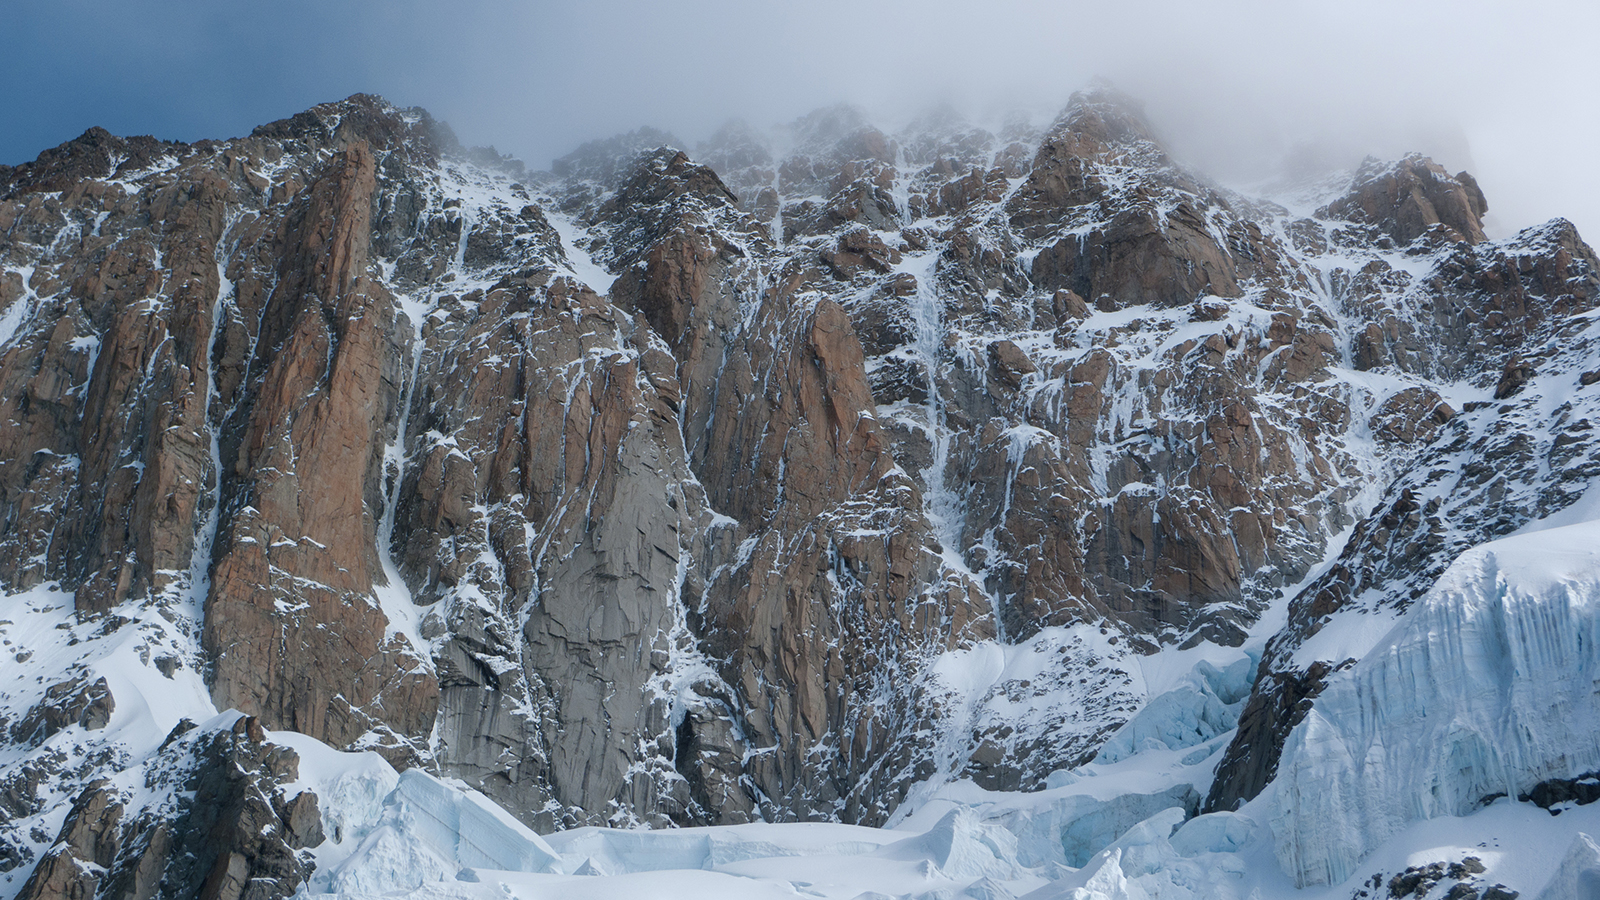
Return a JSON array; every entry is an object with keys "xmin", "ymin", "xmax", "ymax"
[
  {"xmin": 701, "ymin": 91, "xmax": 1353, "ymax": 649},
  {"xmin": 201, "ymin": 138, "xmax": 439, "ymax": 751},
  {"xmin": 3, "ymin": 88, "xmax": 1600, "ymax": 886}
]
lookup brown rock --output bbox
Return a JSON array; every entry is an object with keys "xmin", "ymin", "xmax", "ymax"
[
  {"xmin": 1208, "ymin": 221, "xmax": 1600, "ymax": 812},
  {"xmin": 203, "ymin": 139, "xmax": 438, "ymax": 750},
  {"xmin": 1054, "ymin": 289, "xmax": 1092, "ymax": 321},
  {"xmin": 1028, "ymin": 201, "xmax": 1242, "ymax": 308},
  {"xmin": 14, "ymin": 848, "xmax": 100, "ymax": 900},
  {"xmin": 1493, "ymin": 353, "xmax": 1534, "ymax": 399},
  {"xmin": 230, "ymin": 715, "xmax": 266, "ymax": 744},
  {"xmin": 282, "ymin": 791, "xmax": 324, "ymax": 849},
  {"xmin": 821, "ymin": 227, "xmax": 902, "ymax": 279},
  {"xmin": 1370, "ymin": 388, "xmax": 1457, "ymax": 445},
  {"xmin": 1191, "ymin": 299, "xmax": 1231, "ymax": 322},
  {"xmin": 1320, "ymin": 154, "xmax": 1489, "ymax": 245},
  {"xmin": 987, "ymin": 339, "xmax": 1037, "ymax": 389},
  {"xmin": 1006, "ymin": 91, "xmax": 1289, "ymax": 311}
]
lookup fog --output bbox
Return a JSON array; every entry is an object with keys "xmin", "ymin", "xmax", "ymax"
[{"xmin": 4, "ymin": 0, "xmax": 1597, "ymax": 238}]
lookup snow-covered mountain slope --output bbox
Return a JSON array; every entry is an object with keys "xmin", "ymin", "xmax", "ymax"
[{"xmin": 3, "ymin": 89, "xmax": 1600, "ymax": 899}]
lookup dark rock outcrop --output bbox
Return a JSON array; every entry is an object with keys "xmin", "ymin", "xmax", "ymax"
[
  {"xmin": 1320, "ymin": 154, "xmax": 1489, "ymax": 246},
  {"xmin": 16, "ymin": 721, "xmax": 319, "ymax": 900},
  {"xmin": 11, "ymin": 678, "xmax": 114, "ymax": 747}
]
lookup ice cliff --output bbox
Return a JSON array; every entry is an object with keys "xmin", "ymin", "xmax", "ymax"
[{"xmin": 1274, "ymin": 506, "xmax": 1600, "ymax": 885}]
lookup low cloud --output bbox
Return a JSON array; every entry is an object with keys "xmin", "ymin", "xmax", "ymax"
[{"xmin": 6, "ymin": 0, "xmax": 1597, "ymax": 237}]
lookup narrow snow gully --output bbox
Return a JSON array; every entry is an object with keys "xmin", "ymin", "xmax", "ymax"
[
  {"xmin": 899, "ymin": 248, "xmax": 999, "ymax": 638},
  {"xmin": 371, "ymin": 285, "xmax": 430, "ymax": 664}
]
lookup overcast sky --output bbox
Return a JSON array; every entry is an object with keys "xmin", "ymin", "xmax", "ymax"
[{"xmin": 5, "ymin": 0, "xmax": 1597, "ymax": 238}]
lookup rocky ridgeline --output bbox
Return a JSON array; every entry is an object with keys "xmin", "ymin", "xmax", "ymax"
[{"xmin": 1, "ymin": 89, "xmax": 1597, "ymax": 894}]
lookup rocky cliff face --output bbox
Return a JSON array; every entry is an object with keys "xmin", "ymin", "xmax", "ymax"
[{"xmin": 2, "ymin": 89, "xmax": 1598, "ymax": 896}]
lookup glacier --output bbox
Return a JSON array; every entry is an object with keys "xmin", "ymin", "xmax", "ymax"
[
  {"xmin": 323, "ymin": 769, "xmax": 561, "ymax": 894},
  {"xmin": 1092, "ymin": 655, "xmax": 1255, "ymax": 766},
  {"xmin": 1272, "ymin": 507, "xmax": 1600, "ymax": 886}
]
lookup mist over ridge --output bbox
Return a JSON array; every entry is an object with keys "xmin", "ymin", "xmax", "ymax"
[{"xmin": 4, "ymin": 0, "xmax": 1598, "ymax": 239}]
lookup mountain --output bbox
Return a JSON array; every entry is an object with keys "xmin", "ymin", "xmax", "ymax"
[{"xmin": 1, "ymin": 90, "xmax": 1598, "ymax": 900}]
